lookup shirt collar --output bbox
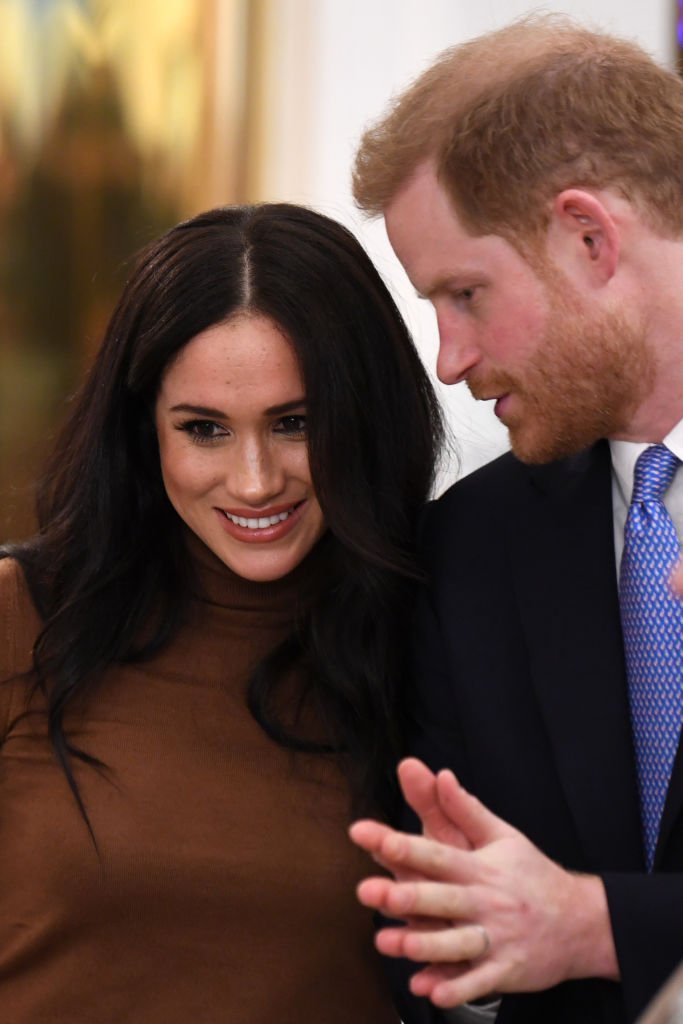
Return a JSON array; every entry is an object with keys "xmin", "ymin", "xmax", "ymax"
[{"xmin": 610, "ymin": 418, "xmax": 683, "ymax": 506}]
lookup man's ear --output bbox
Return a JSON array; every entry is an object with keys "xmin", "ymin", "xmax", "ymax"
[{"xmin": 545, "ymin": 189, "xmax": 619, "ymax": 284}]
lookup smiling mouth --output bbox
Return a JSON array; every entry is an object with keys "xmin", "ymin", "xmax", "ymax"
[{"xmin": 221, "ymin": 502, "xmax": 302, "ymax": 530}]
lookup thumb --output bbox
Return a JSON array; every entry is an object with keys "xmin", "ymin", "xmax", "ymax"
[
  {"xmin": 670, "ymin": 559, "xmax": 683, "ymax": 598},
  {"xmin": 436, "ymin": 769, "xmax": 515, "ymax": 847}
]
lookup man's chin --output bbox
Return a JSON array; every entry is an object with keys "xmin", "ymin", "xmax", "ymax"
[{"xmin": 508, "ymin": 425, "xmax": 584, "ymax": 465}]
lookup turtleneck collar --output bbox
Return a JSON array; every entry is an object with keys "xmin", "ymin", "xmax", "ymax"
[{"xmin": 182, "ymin": 527, "xmax": 333, "ymax": 615}]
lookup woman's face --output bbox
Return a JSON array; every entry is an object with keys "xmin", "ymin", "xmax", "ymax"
[{"xmin": 155, "ymin": 314, "xmax": 326, "ymax": 582}]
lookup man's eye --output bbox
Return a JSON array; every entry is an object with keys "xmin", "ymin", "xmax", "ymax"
[{"xmin": 275, "ymin": 415, "xmax": 307, "ymax": 437}]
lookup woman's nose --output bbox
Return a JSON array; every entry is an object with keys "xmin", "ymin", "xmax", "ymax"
[{"xmin": 227, "ymin": 438, "xmax": 285, "ymax": 506}]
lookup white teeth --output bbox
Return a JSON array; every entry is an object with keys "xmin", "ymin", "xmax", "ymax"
[{"xmin": 224, "ymin": 507, "xmax": 295, "ymax": 529}]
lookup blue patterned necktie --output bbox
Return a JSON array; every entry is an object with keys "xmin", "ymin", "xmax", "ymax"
[{"xmin": 619, "ymin": 444, "xmax": 683, "ymax": 870}]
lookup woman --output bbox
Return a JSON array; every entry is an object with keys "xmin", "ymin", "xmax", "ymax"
[{"xmin": 0, "ymin": 203, "xmax": 443, "ymax": 1022}]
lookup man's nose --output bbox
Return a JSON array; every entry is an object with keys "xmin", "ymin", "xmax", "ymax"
[
  {"xmin": 434, "ymin": 311, "xmax": 480, "ymax": 385},
  {"xmin": 229, "ymin": 438, "xmax": 284, "ymax": 506}
]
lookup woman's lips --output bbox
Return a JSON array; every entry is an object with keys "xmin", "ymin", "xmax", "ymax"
[{"xmin": 215, "ymin": 500, "xmax": 306, "ymax": 543}]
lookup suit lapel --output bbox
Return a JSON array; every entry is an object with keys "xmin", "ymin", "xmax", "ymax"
[{"xmin": 506, "ymin": 441, "xmax": 643, "ymax": 870}]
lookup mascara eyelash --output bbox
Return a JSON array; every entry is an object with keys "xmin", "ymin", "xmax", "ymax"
[{"xmin": 175, "ymin": 420, "xmax": 225, "ymax": 445}]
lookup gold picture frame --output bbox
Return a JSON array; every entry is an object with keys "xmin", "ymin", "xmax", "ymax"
[{"xmin": 0, "ymin": 0, "xmax": 265, "ymax": 540}]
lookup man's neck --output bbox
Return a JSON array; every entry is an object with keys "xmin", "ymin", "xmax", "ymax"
[
  {"xmin": 617, "ymin": 231, "xmax": 683, "ymax": 442},
  {"xmin": 611, "ymin": 401, "xmax": 683, "ymax": 445}
]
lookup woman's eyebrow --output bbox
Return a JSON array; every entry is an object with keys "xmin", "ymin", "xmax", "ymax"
[
  {"xmin": 168, "ymin": 398, "xmax": 306, "ymax": 417},
  {"xmin": 169, "ymin": 403, "xmax": 228, "ymax": 418},
  {"xmin": 264, "ymin": 398, "xmax": 306, "ymax": 415}
]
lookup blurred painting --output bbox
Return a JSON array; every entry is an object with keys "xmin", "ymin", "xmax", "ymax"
[{"xmin": 0, "ymin": 0, "xmax": 259, "ymax": 540}]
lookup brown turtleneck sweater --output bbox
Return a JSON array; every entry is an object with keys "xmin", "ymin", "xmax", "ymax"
[{"xmin": 0, "ymin": 542, "xmax": 398, "ymax": 1023}]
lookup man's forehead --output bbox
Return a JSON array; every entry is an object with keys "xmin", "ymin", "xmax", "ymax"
[
  {"xmin": 386, "ymin": 158, "xmax": 446, "ymax": 216},
  {"xmin": 384, "ymin": 173, "xmax": 518, "ymax": 295},
  {"xmin": 385, "ymin": 165, "xmax": 466, "ymax": 254}
]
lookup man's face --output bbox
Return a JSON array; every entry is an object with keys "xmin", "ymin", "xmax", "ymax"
[{"xmin": 384, "ymin": 161, "xmax": 651, "ymax": 463}]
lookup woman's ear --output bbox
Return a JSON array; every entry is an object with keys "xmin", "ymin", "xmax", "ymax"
[{"xmin": 545, "ymin": 189, "xmax": 619, "ymax": 285}]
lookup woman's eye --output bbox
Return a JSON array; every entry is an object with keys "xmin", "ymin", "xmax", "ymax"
[
  {"xmin": 178, "ymin": 420, "xmax": 227, "ymax": 444},
  {"xmin": 275, "ymin": 415, "xmax": 307, "ymax": 437}
]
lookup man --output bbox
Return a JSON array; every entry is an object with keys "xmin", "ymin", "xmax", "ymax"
[{"xmin": 348, "ymin": 16, "xmax": 683, "ymax": 1024}]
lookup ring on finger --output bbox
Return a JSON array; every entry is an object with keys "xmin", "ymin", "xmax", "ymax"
[{"xmin": 474, "ymin": 923, "xmax": 491, "ymax": 958}]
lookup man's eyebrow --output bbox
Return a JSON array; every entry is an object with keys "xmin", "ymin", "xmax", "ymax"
[{"xmin": 168, "ymin": 399, "xmax": 307, "ymax": 417}]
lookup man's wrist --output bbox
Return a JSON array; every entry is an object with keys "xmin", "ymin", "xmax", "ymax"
[{"xmin": 565, "ymin": 872, "xmax": 620, "ymax": 982}]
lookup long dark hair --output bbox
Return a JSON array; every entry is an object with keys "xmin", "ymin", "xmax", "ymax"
[{"xmin": 2, "ymin": 203, "xmax": 444, "ymax": 825}]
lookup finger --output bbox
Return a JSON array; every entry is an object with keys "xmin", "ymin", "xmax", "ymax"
[
  {"xmin": 349, "ymin": 819, "xmax": 411, "ymax": 873},
  {"xmin": 398, "ymin": 758, "xmax": 470, "ymax": 849},
  {"xmin": 669, "ymin": 560, "xmax": 683, "ymax": 597},
  {"xmin": 409, "ymin": 962, "xmax": 469, "ymax": 998},
  {"xmin": 349, "ymin": 821, "xmax": 425, "ymax": 879},
  {"xmin": 370, "ymin": 853, "xmax": 425, "ymax": 883},
  {"xmin": 371, "ymin": 919, "xmax": 443, "ymax": 957},
  {"xmin": 410, "ymin": 961, "xmax": 500, "ymax": 1005},
  {"xmin": 354, "ymin": 822, "xmax": 476, "ymax": 883},
  {"xmin": 357, "ymin": 877, "xmax": 478, "ymax": 921},
  {"xmin": 436, "ymin": 770, "xmax": 515, "ymax": 847},
  {"xmin": 362, "ymin": 845, "xmax": 419, "ymax": 880},
  {"xmin": 356, "ymin": 875, "xmax": 400, "ymax": 915},
  {"xmin": 349, "ymin": 818, "xmax": 393, "ymax": 852},
  {"xmin": 378, "ymin": 923, "xmax": 490, "ymax": 963},
  {"xmin": 349, "ymin": 820, "xmax": 435, "ymax": 883},
  {"xmin": 430, "ymin": 961, "xmax": 502, "ymax": 1008}
]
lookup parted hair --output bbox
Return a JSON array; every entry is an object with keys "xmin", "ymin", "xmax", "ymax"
[
  {"xmin": 353, "ymin": 15, "xmax": 683, "ymax": 242},
  {"xmin": 2, "ymin": 203, "xmax": 445, "ymax": 829}
]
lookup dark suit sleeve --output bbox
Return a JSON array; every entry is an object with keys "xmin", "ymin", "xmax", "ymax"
[
  {"xmin": 408, "ymin": 586, "xmax": 471, "ymax": 781},
  {"xmin": 602, "ymin": 873, "xmax": 683, "ymax": 1020}
]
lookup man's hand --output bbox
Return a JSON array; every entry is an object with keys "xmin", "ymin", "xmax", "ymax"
[
  {"xmin": 396, "ymin": 756, "xmax": 471, "ymax": 850},
  {"xmin": 349, "ymin": 760, "xmax": 619, "ymax": 1008},
  {"xmin": 671, "ymin": 560, "xmax": 683, "ymax": 597}
]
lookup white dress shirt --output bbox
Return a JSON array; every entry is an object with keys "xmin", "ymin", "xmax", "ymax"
[{"xmin": 610, "ymin": 419, "xmax": 683, "ymax": 572}]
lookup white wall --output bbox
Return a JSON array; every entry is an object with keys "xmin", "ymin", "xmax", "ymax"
[{"xmin": 257, "ymin": 0, "xmax": 676, "ymax": 489}]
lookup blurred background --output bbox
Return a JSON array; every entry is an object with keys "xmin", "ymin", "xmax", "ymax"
[{"xmin": 0, "ymin": 0, "xmax": 680, "ymax": 541}]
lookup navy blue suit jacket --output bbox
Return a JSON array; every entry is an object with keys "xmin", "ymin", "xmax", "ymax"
[{"xmin": 398, "ymin": 441, "xmax": 683, "ymax": 1023}]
